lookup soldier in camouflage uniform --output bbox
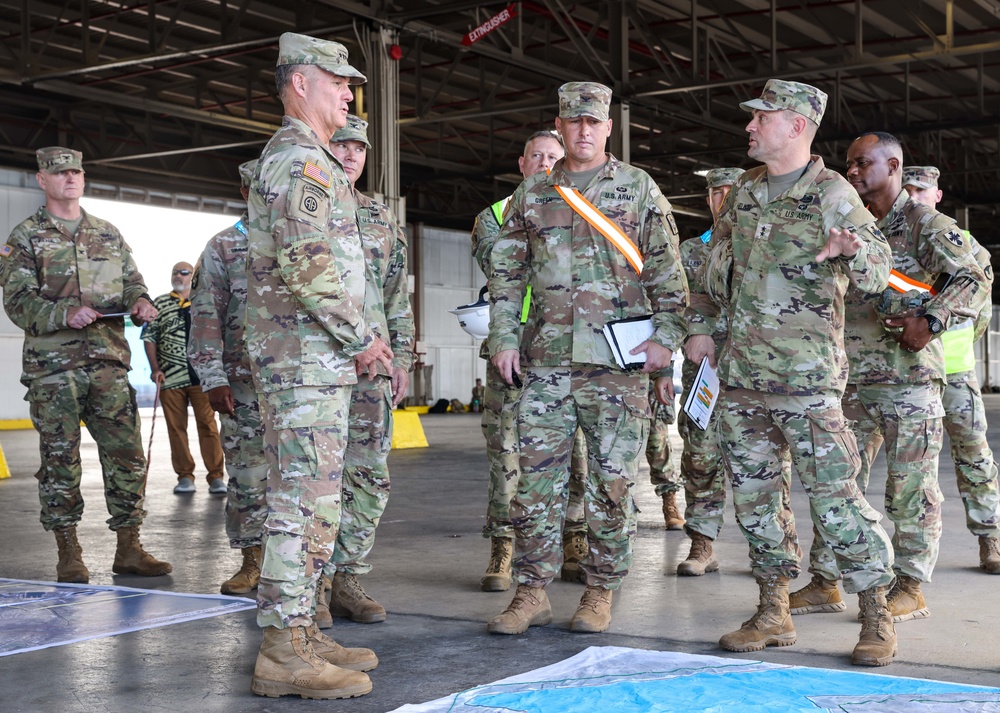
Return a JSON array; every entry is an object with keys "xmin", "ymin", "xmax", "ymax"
[
  {"xmin": 687, "ymin": 80, "xmax": 899, "ymax": 666},
  {"xmin": 244, "ymin": 33, "xmax": 386, "ymax": 700},
  {"xmin": 645, "ymin": 375, "xmax": 683, "ymax": 529},
  {"xmin": 0, "ymin": 147, "xmax": 171, "ymax": 584},
  {"xmin": 661, "ymin": 168, "xmax": 743, "ymax": 574},
  {"xmin": 188, "ymin": 160, "xmax": 268, "ymax": 596},
  {"xmin": 789, "ymin": 134, "xmax": 988, "ymax": 624},
  {"xmin": 314, "ymin": 115, "xmax": 415, "ymax": 626},
  {"xmin": 486, "ymin": 82, "xmax": 689, "ymax": 636},
  {"xmin": 471, "ymin": 130, "xmax": 591, "ymax": 590},
  {"xmin": 903, "ymin": 166, "xmax": 1000, "ymax": 575}
]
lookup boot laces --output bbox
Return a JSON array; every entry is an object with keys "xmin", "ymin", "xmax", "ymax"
[
  {"xmin": 688, "ymin": 535, "xmax": 711, "ymax": 561},
  {"xmin": 241, "ymin": 547, "xmax": 261, "ymax": 574},
  {"xmin": 859, "ymin": 590, "xmax": 890, "ymax": 640},
  {"xmin": 487, "ymin": 539, "xmax": 512, "ymax": 572},
  {"xmin": 339, "ymin": 573, "xmax": 371, "ymax": 602},
  {"xmin": 291, "ymin": 626, "xmax": 327, "ymax": 668},
  {"xmin": 505, "ymin": 586, "xmax": 540, "ymax": 613},
  {"xmin": 578, "ymin": 587, "xmax": 610, "ymax": 613},
  {"xmin": 741, "ymin": 578, "xmax": 783, "ymax": 629}
]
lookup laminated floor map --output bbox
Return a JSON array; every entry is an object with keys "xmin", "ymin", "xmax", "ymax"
[
  {"xmin": 393, "ymin": 645, "xmax": 1000, "ymax": 712},
  {"xmin": 0, "ymin": 578, "xmax": 255, "ymax": 656}
]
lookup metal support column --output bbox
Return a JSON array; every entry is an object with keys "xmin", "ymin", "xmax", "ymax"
[{"xmin": 367, "ymin": 24, "xmax": 404, "ymax": 224}]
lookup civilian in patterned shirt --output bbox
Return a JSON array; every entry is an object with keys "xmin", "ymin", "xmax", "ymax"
[{"xmin": 142, "ymin": 262, "xmax": 225, "ymax": 494}]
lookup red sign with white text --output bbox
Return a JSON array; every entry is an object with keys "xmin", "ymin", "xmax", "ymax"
[{"xmin": 462, "ymin": 5, "xmax": 518, "ymax": 46}]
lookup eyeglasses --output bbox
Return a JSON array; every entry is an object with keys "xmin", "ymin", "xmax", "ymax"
[{"xmin": 173, "ymin": 270, "xmax": 192, "ymax": 276}]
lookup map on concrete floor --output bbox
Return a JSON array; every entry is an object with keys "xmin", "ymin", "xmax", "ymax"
[
  {"xmin": 392, "ymin": 645, "xmax": 1000, "ymax": 712},
  {"xmin": 0, "ymin": 578, "xmax": 255, "ymax": 656}
]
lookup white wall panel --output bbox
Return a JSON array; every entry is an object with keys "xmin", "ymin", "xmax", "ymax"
[
  {"xmin": 0, "ymin": 177, "xmax": 45, "ymax": 419},
  {"xmin": 417, "ymin": 224, "xmax": 488, "ymax": 404}
]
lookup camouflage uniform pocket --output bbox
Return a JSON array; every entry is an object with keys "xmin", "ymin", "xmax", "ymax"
[{"xmin": 806, "ymin": 409, "xmax": 863, "ymax": 484}]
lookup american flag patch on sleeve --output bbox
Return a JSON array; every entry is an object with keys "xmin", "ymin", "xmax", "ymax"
[
  {"xmin": 0, "ymin": 243, "xmax": 12, "ymax": 257},
  {"xmin": 303, "ymin": 162, "xmax": 332, "ymax": 189}
]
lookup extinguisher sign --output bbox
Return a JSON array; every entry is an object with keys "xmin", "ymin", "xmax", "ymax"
[{"xmin": 461, "ymin": 5, "xmax": 518, "ymax": 46}]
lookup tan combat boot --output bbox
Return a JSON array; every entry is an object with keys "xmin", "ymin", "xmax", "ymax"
[
  {"xmin": 314, "ymin": 576, "xmax": 334, "ymax": 629},
  {"xmin": 979, "ymin": 536, "xmax": 1000, "ymax": 574},
  {"xmin": 886, "ymin": 575, "xmax": 929, "ymax": 622},
  {"xmin": 560, "ymin": 531, "xmax": 588, "ymax": 583},
  {"xmin": 54, "ymin": 526, "xmax": 89, "ymax": 584},
  {"xmin": 719, "ymin": 576, "xmax": 797, "ymax": 652},
  {"xmin": 662, "ymin": 493, "xmax": 685, "ymax": 530},
  {"xmin": 487, "ymin": 584, "xmax": 553, "ymax": 634},
  {"xmin": 305, "ymin": 623, "xmax": 378, "ymax": 672},
  {"xmin": 220, "ymin": 545, "xmax": 261, "ymax": 595},
  {"xmin": 251, "ymin": 625, "xmax": 372, "ymax": 699},
  {"xmin": 480, "ymin": 536, "xmax": 513, "ymax": 592},
  {"xmin": 677, "ymin": 531, "xmax": 719, "ymax": 576},
  {"xmin": 329, "ymin": 572, "xmax": 386, "ymax": 623},
  {"xmin": 112, "ymin": 526, "xmax": 172, "ymax": 576},
  {"xmin": 788, "ymin": 573, "xmax": 846, "ymax": 614},
  {"xmin": 569, "ymin": 586, "xmax": 613, "ymax": 633},
  {"xmin": 852, "ymin": 585, "xmax": 897, "ymax": 666}
]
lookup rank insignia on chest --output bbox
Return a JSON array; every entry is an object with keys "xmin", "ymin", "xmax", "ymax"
[
  {"xmin": 0, "ymin": 243, "xmax": 11, "ymax": 257},
  {"xmin": 303, "ymin": 162, "xmax": 332, "ymax": 189}
]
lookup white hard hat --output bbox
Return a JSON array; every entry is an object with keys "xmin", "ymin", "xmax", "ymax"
[{"xmin": 449, "ymin": 287, "xmax": 490, "ymax": 340}]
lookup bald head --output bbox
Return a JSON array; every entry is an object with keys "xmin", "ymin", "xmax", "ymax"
[
  {"xmin": 846, "ymin": 132, "xmax": 903, "ymax": 206},
  {"xmin": 171, "ymin": 261, "xmax": 194, "ymax": 294}
]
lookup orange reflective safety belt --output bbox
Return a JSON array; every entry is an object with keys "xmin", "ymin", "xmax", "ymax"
[
  {"xmin": 554, "ymin": 185, "xmax": 644, "ymax": 274},
  {"xmin": 886, "ymin": 270, "xmax": 936, "ymax": 295}
]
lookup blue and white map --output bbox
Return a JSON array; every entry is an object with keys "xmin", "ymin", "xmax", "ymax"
[
  {"xmin": 393, "ymin": 646, "xmax": 1000, "ymax": 712},
  {"xmin": 0, "ymin": 578, "xmax": 255, "ymax": 656}
]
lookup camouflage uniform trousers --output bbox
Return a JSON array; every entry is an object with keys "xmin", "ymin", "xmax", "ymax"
[
  {"xmin": 815, "ymin": 383, "xmax": 946, "ymax": 583},
  {"xmin": 943, "ymin": 370, "xmax": 1000, "ymax": 538},
  {"xmin": 256, "ymin": 385, "xmax": 350, "ymax": 629},
  {"xmin": 646, "ymin": 386, "xmax": 680, "ymax": 497},
  {"xmin": 719, "ymin": 386, "xmax": 894, "ymax": 593},
  {"xmin": 325, "ymin": 375, "xmax": 394, "ymax": 576},
  {"xmin": 674, "ymin": 359, "xmax": 728, "ymax": 539},
  {"xmin": 481, "ymin": 359, "xmax": 586, "ymax": 540},
  {"xmin": 28, "ymin": 362, "xmax": 147, "ymax": 531},
  {"xmin": 512, "ymin": 365, "xmax": 649, "ymax": 590},
  {"xmin": 221, "ymin": 377, "xmax": 267, "ymax": 549}
]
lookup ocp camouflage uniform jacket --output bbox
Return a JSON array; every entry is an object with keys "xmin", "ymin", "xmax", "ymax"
[
  {"xmin": 681, "ymin": 236, "xmax": 728, "ymax": 349},
  {"xmin": 187, "ymin": 215, "xmax": 252, "ymax": 391},
  {"xmin": 1, "ymin": 207, "xmax": 148, "ymax": 385},
  {"xmin": 487, "ymin": 154, "xmax": 688, "ymax": 366},
  {"xmin": 471, "ymin": 197, "xmax": 510, "ymax": 360},
  {"xmin": 246, "ymin": 116, "xmax": 371, "ymax": 393},
  {"xmin": 845, "ymin": 189, "xmax": 988, "ymax": 386},
  {"xmin": 692, "ymin": 156, "xmax": 892, "ymax": 396},
  {"xmin": 356, "ymin": 192, "xmax": 415, "ymax": 374}
]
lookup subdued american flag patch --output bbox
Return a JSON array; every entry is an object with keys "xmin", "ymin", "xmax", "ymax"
[{"xmin": 303, "ymin": 162, "xmax": 331, "ymax": 188}]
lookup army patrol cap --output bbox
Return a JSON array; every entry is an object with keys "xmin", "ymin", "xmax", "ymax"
[
  {"xmin": 36, "ymin": 146, "xmax": 83, "ymax": 173},
  {"xmin": 238, "ymin": 159, "xmax": 257, "ymax": 190},
  {"xmin": 705, "ymin": 167, "xmax": 745, "ymax": 189},
  {"xmin": 276, "ymin": 32, "xmax": 367, "ymax": 85},
  {"xmin": 902, "ymin": 166, "xmax": 940, "ymax": 189},
  {"xmin": 558, "ymin": 82, "xmax": 612, "ymax": 122},
  {"xmin": 739, "ymin": 79, "xmax": 828, "ymax": 126},
  {"xmin": 331, "ymin": 114, "xmax": 370, "ymax": 147}
]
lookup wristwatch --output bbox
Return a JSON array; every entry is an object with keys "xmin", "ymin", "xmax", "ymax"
[{"xmin": 924, "ymin": 314, "xmax": 944, "ymax": 335}]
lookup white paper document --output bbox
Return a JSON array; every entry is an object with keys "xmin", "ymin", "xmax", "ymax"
[
  {"xmin": 683, "ymin": 357, "xmax": 720, "ymax": 430},
  {"xmin": 602, "ymin": 316, "xmax": 655, "ymax": 370}
]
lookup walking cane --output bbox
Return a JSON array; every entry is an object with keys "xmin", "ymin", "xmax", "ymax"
[{"xmin": 143, "ymin": 381, "xmax": 161, "ymax": 488}]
